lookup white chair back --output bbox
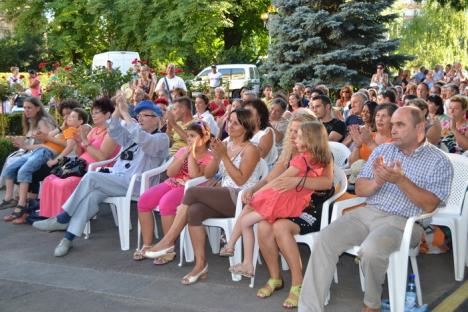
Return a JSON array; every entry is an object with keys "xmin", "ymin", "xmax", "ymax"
[
  {"xmin": 328, "ymin": 142, "xmax": 351, "ymax": 168},
  {"xmin": 438, "ymin": 153, "xmax": 468, "ymax": 216}
]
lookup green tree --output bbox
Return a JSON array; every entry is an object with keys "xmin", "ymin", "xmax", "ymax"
[
  {"xmin": 262, "ymin": 0, "xmax": 410, "ymax": 90},
  {"xmin": 0, "ymin": 34, "xmax": 44, "ymax": 71},
  {"xmin": 415, "ymin": 0, "xmax": 468, "ymax": 11},
  {"xmin": 0, "ymin": 0, "xmax": 271, "ymax": 72},
  {"xmin": 391, "ymin": 3, "xmax": 468, "ymax": 68}
]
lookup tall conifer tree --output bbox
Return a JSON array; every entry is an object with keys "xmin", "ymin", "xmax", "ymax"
[{"xmin": 262, "ymin": 0, "xmax": 411, "ymax": 89}]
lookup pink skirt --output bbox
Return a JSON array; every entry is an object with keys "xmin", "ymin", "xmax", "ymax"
[{"xmin": 39, "ymin": 175, "xmax": 82, "ymax": 218}]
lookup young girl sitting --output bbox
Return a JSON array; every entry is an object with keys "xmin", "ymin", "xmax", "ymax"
[
  {"xmin": 45, "ymin": 108, "xmax": 89, "ymax": 168},
  {"xmin": 219, "ymin": 121, "xmax": 332, "ymax": 278},
  {"xmin": 134, "ymin": 121, "xmax": 214, "ymax": 263}
]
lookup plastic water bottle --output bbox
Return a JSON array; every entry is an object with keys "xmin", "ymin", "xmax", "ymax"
[{"xmin": 405, "ymin": 274, "xmax": 417, "ymax": 311}]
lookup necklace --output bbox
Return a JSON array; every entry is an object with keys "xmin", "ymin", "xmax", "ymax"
[{"xmin": 94, "ymin": 126, "xmax": 107, "ymax": 137}]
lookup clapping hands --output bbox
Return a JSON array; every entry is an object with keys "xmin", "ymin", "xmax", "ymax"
[
  {"xmin": 372, "ymin": 155, "xmax": 405, "ymax": 186},
  {"xmin": 210, "ymin": 137, "xmax": 227, "ymax": 159}
]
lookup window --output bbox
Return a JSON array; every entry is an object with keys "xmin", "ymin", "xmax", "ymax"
[
  {"xmin": 231, "ymin": 68, "xmax": 245, "ymax": 80},
  {"xmin": 219, "ymin": 69, "xmax": 231, "ymax": 80}
]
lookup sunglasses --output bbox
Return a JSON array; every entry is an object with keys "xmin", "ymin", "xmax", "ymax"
[{"xmin": 377, "ymin": 66, "xmax": 384, "ymax": 69}]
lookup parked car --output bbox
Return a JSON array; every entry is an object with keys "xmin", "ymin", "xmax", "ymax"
[
  {"xmin": 190, "ymin": 64, "xmax": 261, "ymax": 98},
  {"xmin": 92, "ymin": 51, "xmax": 140, "ymax": 74}
]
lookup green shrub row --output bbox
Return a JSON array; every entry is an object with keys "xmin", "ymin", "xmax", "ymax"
[
  {"xmin": 0, "ymin": 139, "xmax": 17, "ymax": 168},
  {"xmin": 1, "ymin": 113, "xmax": 23, "ymax": 136}
]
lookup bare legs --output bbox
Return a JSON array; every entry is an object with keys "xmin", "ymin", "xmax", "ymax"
[
  {"xmin": 258, "ymin": 219, "xmax": 301, "ymax": 284},
  {"xmin": 272, "ymin": 219, "xmax": 302, "ymax": 286},
  {"xmin": 161, "ymin": 215, "xmax": 175, "ymax": 236},
  {"xmin": 4, "ymin": 179, "xmax": 28, "ymax": 209},
  {"xmin": 186, "ymin": 225, "xmax": 207, "ymax": 277},
  {"xmin": 147, "ymin": 204, "xmax": 189, "ymax": 252}
]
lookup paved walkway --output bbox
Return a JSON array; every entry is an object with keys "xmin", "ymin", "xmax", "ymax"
[{"xmin": 0, "ymin": 191, "xmax": 464, "ymax": 311}]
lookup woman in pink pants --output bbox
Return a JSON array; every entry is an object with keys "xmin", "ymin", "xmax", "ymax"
[{"xmin": 134, "ymin": 121, "xmax": 214, "ymax": 263}]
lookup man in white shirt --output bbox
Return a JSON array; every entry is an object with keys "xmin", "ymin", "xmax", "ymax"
[
  {"xmin": 156, "ymin": 64, "xmax": 187, "ymax": 103},
  {"xmin": 208, "ymin": 65, "xmax": 222, "ymax": 92}
]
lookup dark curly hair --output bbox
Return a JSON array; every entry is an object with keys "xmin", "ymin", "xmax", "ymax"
[
  {"xmin": 92, "ymin": 97, "xmax": 115, "ymax": 114},
  {"xmin": 242, "ymin": 99, "xmax": 271, "ymax": 130}
]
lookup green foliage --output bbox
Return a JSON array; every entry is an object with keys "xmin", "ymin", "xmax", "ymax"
[
  {"xmin": 43, "ymin": 64, "xmax": 132, "ymax": 106},
  {"xmin": 390, "ymin": 3, "xmax": 468, "ymax": 68},
  {"xmin": 3, "ymin": 113, "xmax": 23, "ymax": 136},
  {"xmin": 0, "ymin": 139, "xmax": 17, "ymax": 167},
  {"xmin": 0, "ymin": 0, "xmax": 270, "ymax": 73},
  {"xmin": 415, "ymin": 0, "xmax": 468, "ymax": 11},
  {"xmin": 0, "ymin": 80, "xmax": 14, "ymax": 101},
  {"xmin": 262, "ymin": 0, "xmax": 411, "ymax": 90},
  {"xmin": 0, "ymin": 34, "xmax": 45, "ymax": 71}
]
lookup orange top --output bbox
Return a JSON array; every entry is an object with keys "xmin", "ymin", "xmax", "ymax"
[
  {"xmin": 44, "ymin": 127, "xmax": 79, "ymax": 154},
  {"xmin": 358, "ymin": 132, "xmax": 392, "ymax": 161}
]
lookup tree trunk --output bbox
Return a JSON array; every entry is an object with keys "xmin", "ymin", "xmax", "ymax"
[{"xmin": 223, "ymin": 15, "xmax": 242, "ymax": 50}]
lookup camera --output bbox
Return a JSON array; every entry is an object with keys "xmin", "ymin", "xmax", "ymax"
[
  {"xmin": 98, "ymin": 168, "xmax": 111, "ymax": 174},
  {"xmin": 120, "ymin": 150, "xmax": 134, "ymax": 161}
]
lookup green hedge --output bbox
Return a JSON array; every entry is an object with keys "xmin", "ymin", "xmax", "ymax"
[
  {"xmin": 5, "ymin": 113, "xmax": 23, "ymax": 135},
  {"xmin": 0, "ymin": 139, "xmax": 17, "ymax": 168}
]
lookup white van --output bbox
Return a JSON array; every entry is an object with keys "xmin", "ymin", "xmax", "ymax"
[
  {"xmin": 191, "ymin": 64, "xmax": 261, "ymax": 98},
  {"xmin": 92, "ymin": 51, "xmax": 140, "ymax": 74}
]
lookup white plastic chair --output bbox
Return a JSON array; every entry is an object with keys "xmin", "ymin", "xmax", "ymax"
[
  {"xmin": 330, "ymin": 197, "xmax": 437, "ymax": 312},
  {"xmin": 136, "ymin": 157, "xmax": 174, "ymax": 250},
  {"xmin": 178, "ymin": 159, "xmax": 269, "ymax": 282},
  {"xmin": 249, "ymin": 165, "xmax": 348, "ymax": 288},
  {"xmin": 135, "ymin": 156, "xmax": 208, "ymax": 259},
  {"xmin": 328, "ymin": 142, "xmax": 351, "ymax": 169},
  {"xmin": 430, "ymin": 153, "xmax": 468, "ymax": 281},
  {"xmin": 177, "ymin": 176, "xmax": 209, "ymax": 265},
  {"xmin": 83, "ymin": 150, "xmax": 148, "ymax": 251}
]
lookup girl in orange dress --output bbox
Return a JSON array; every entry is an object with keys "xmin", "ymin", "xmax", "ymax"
[{"xmin": 220, "ymin": 121, "xmax": 332, "ymax": 277}]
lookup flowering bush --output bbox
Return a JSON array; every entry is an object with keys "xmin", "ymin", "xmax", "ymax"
[{"xmin": 42, "ymin": 63, "xmax": 132, "ymax": 107}]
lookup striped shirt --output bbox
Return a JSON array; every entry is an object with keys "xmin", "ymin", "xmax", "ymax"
[{"xmin": 358, "ymin": 141, "xmax": 453, "ymax": 218}]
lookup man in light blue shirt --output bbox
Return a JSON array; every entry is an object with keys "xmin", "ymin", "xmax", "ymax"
[
  {"xmin": 299, "ymin": 107, "xmax": 453, "ymax": 312},
  {"xmin": 34, "ymin": 98, "xmax": 170, "ymax": 257}
]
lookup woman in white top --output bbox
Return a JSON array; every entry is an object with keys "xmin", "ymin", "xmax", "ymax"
[
  {"xmin": 193, "ymin": 94, "xmax": 219, "ymax": 136},
  {"xmin": 243, "ymin": 99, "xmax": 278, "ymax": 167},
  {"xmin": 143, "ymin": 108, "xmax": 262, "ymax": 283}
]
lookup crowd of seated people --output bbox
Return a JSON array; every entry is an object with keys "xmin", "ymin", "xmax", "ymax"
[{"xmin": 1, "ymin": 61, "xmax": 467, "ymax": 312}]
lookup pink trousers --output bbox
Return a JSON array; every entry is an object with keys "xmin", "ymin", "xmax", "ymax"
[{"xmin": 137, "ymin": 182, "xmax": 184, "ymax": 216}]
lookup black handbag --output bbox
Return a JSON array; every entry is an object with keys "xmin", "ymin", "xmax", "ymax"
[{"xmin": 50, "ymin": 157, "xmax": 87, "ymax": 179}]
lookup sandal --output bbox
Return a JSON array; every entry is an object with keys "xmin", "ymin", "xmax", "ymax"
[
  {"xmin": 219, "ymin": 245, "xmax": 235, "ymax": 257},
  {"xmin": 133, "ymin": 245, "xmax": 151, "ymax": 261},
  {"xmin": 257, "ymin": 278, "xmax": 284, "ymax": 298},
  {"xmin": 153, "ymin": 252, "xmax": 176, "ymax": 265},
  {"xmin": 3, "ymin": 205, "xmax": 28, "ymax": 222},
  {"xmin": 282, "ymin": 285, "xmax": 302, "ymax": 309},
  {"xmin": 229, "ymin": 263, "xmax": 254, "ymax": 278},
  {"xmin": 0, "ymin": 199, "xmax": 18, "ymax": 210}
]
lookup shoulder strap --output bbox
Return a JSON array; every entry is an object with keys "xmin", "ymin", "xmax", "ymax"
[{"xmin": 164, "ymin": 77, "xmax": 173, "ymax": 103}]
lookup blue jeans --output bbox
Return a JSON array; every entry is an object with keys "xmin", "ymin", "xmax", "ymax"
[{"xmin": 3, "ymin": 147, "xmax": 55, "ymax": 183}]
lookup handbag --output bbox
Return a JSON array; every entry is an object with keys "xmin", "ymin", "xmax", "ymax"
[{"xmin": 50, "ymin": 157, "xmax": 87, "ymax": 179}]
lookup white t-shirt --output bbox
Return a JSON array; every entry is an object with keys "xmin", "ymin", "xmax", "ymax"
[
  {"xmin": 208, "ymin": 72, "xmax": 222, "ymax": 88},
  {"xmin": 156, "ymin": 75, "xmax": 187, "ymax": 92},
  {"xmin": 193, "ymin": 111, "xmax": 219, "ymax": 136}
]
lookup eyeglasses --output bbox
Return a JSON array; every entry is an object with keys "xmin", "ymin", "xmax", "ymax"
[
  {"xmin": 91, "ymin": 111, "xmax": 102, "ymax": 115},
  {"xmin": 137, "ymin": 114, "xmax": 157, "ymax": 119}
]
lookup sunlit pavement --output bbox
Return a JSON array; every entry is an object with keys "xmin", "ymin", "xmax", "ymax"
[{"xmin": 0, "ymin": 190, "xmax": 464, "ymax": 312}]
